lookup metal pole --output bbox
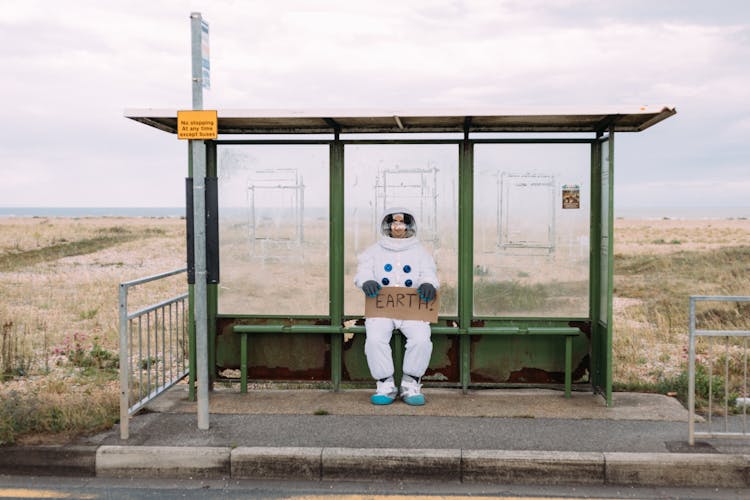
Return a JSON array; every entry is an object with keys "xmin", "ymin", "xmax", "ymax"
[
  {"xmin": 191, "ymin": 12, "xmax": 204, "ymax": 111},
  {"xmin": 190, "ymin": 11, "xmax": 209, "ymax": 430},
  {"xmin": 688, "ymin": 296, "xmax": 696, "ymax": 445},
  {"xmin": 118, "ymin": 283, "xmax": 129, "ymax": 440}
]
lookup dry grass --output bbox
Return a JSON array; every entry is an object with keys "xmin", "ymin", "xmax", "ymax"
[
  {"xmin": 0, "ymin": 216, "xmax": 185, "ymax": 444},
  {"xmin": 612, "ymin": 217, "xmax": 750, "ymax": 402},
  {"xmin": 1, "ymin": 215, "xmax": 750, "ymax": 443},
  {"xmin": 0, "ymin": 376, "xmax": 119, "ymax": 445}
]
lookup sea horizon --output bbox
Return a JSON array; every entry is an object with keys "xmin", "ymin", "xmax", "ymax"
[
  {"xmin": 0, "ymin": 205, "xmax": 749, "ymax": 220},
  {"xmin": 0, "ymin": 206, "xmax": 185, "ymax": 218}
]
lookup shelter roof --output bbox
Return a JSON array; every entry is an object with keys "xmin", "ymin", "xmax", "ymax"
[{"xmin": 124, "ymin": 105, "xmax": 676, "ymax": 135}]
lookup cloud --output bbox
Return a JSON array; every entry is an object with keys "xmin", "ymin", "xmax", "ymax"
[{"xmin": 0, "ymin": 0, "xmax": 749, "ymax": 208}]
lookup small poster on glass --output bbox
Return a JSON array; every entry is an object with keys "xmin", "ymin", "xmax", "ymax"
[{"xmin": 562, "ymin": 184, "xmax": 580, "ymax": 209}]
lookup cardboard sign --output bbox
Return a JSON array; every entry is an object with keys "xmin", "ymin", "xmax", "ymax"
[
  {"xmin": 365, "ymin": 286, "xmax": 439, "ymax": 323},
  {"xmin": 177, "ymin": 110, "xmax": 218, "ymax": 139}
]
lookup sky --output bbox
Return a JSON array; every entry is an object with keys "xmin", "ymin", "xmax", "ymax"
[{"xmin": 1, "ymin": 0, "xmax": 748, "ymax": 212}]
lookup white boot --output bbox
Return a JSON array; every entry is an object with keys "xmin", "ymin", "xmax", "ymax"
[
  {"xmin": 400, "ymin": 375, "xmax": 425, "ymax": 406},
  {"xmin": 371, "ymin": 377, "xmax": 397, "ymax": 405}
]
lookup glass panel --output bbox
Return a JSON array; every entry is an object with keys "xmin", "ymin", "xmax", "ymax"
[
  {"xmin": 474, "ymin": 144, "xmax": 590, "ymax": 317},
  {"xmin": 217, "ymin": 145, "xmax": 329, "ymax": 315},
  {"xmin": 344, "ymin": 144, "xmax": 458, "ymax": 317}
]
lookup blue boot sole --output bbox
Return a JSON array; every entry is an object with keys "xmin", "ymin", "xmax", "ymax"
[
  {"xmin": 371, "ymin": 394, "xmax": 396, "ymax": 405},
  {"xmin": 402, "ymin": 394, "xmax": 425, "ymax": 406}
]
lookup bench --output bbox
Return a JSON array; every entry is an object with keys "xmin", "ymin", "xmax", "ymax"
[
  {"xmin": 233, "ymin": 324, "xmax": 581, "ymax": 397},
  {"xmin": 232, "ymin": 324, "xmax": 343, "ymax": 393},
  {"xmin": 465, "ymin": 326, "xmax": 582, "ymax": 397}
]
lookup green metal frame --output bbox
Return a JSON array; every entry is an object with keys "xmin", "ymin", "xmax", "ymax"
[
  {"xmin": 329, "ymin": 139, "xmax": 345, "ymax": 390},
  {"xmin": 207, "ymin": 141, "xmax": 218, "ymax": 389},
  {"xmin": 589, "ymin": 138, "xmax": 602, "ymax": 401},
  {"xmin": 601, "ymin": 131, "xmax": 615, "ymax": 404},
  {"xmin": 588, "ymin": 132, "xmax": 615, "ymax": 405},
  {"xmin": 200, "ymin": 135, "xmax": 611, "ymax": 400},
  {"xmin": 458, "ymin": 138, "xmax": 474, "ymax": 392}
]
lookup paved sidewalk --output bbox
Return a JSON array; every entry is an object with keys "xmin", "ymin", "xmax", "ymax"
[{"xmin": 2, "ymin": 386, "xmax": 750, "ymax": 488}]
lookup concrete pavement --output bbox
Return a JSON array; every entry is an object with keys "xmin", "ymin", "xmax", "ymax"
[{"xmin": 2, "ymin": 385, "xmax": 750, "ymax": 488}]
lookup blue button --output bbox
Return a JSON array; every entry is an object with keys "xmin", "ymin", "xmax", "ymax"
[
  {"xmin": 381, "ymin": 277, "xmax": 390, "ymax": 286},
  {"xmin": 405, "ymin": 279, "xmax": 413, "ymax": 287},
  {"xmin": 384, "ymin": 264, "xmax": 393, "ymax": 272},
  {"xmin": 403, "ymin": 265, "xmax": 411, "ymax": 273}
]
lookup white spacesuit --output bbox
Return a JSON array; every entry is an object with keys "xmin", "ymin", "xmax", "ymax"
[{"xmin": 354, "ymin": 207, "xmax": 439, "ymax": 406}]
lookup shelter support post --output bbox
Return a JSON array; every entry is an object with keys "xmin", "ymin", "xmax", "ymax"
[
  {"xmin": 458, "ymin": 139, "xmax": 474, "ymax": 393},
  {"xmin": 206, "ymin": 142, "xmax": 218, "ymax": 390},
  {"xmin": 589, "ymin": 139, "xmax": 602, "ymax": 398},
  {"xmin": 329, "ymin": 139, "xmax": 345, "ymax": 390},
  {"xmin": 590, "ymin": 131, "xmax": 615, "ymax": 406},
  {"xmin": 602, "ymin": 130, "xmax": 615, "ymax": 405}
]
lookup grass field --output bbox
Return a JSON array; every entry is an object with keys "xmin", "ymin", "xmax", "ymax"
[
  {"xmin": 611, "ymin": 218, "xmax": 750, "ymax": 406},
  {"xmin": 1, "ymin": 215, "xmax": 749, "ymax": 444},
  {"xmin": 0, "ymin": 217, "xmax": 185, "ymax": 444}
]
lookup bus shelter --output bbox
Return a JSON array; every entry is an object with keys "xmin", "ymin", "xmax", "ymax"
[{"xmin": 126, "ymin": 106, "xmax": 675, "ymax": 407}]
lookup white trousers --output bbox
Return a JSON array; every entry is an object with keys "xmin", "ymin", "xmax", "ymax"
[{"xmin": 364, "ymin": 317, "xmax": 432, "ymax": 380}]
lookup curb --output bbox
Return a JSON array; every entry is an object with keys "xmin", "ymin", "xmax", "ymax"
[
  {"xmin": 2, "ymin": 445, "xmax": 749, "ymax": 487},
  {"xmin": 321, "ymin": 448, "xmax": 462, "ymax": 482},
  {"xmin": 0, "ymin": 445, "xmax": 97, "ymax": 476},
  {"xmin": 463, "ymin": 450, "xmax": 604, "ymax": 485},
  {"xmin": 231, "ymin": 446, "xmax": 321, "ymax": 480},
  {"xmin": 96, "ymin": 445, "xmax": 230, "ymax": 478},
  {"xmin": 604, "ymin": 452, "xmax": 750, "ymax": 487}
]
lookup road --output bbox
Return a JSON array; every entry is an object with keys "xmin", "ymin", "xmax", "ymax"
[{"xmin": 1, "ymin": 475, "xmax": 747, "ymax": 499}]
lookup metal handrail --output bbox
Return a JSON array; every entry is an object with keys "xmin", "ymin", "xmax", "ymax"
[
  {"xmin": 119, "ymin": 268, "xmax": 188, "ymax": 440},
  {"xmin": 689, "ymin": 295, "xmax": 750, "ymax": 445}
]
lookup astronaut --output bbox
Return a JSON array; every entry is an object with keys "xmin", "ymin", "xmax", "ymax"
[{"xmin": 354, "ymin": 207, "xmax": 438, "ymax": 406}]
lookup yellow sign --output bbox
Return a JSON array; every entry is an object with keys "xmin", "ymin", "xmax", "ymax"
[{"xmin": 177, "ymin": 110, "xmax": 218, "ymax": 140}]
